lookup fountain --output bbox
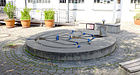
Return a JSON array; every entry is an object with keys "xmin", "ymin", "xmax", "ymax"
[{"xmin": 25, "ymin": 28, "xmax": 116, "ymax": 60}]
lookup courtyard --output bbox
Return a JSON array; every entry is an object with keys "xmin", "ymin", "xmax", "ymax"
[
  {"xmin": 0, "ymin": 0, "xmax": 140, "ymax": 74},
  {"xmin": 0, "ymin": 23, "xmax": 140, "ymax": 75}
]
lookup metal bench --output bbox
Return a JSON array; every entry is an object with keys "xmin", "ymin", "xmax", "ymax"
[{"xmin": 119, "ymin": 58, "xmax": 140, "ymax": 75}]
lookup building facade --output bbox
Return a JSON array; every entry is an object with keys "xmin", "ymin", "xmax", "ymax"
[{"xmin": 5, "ymin": 0, "xmax": 140, "ymax": 24}]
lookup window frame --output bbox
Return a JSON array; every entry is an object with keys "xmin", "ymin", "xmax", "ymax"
[
  {"xmin": 0, "ymin": 0, "xmax": 6, "ymax": 6},
  {"xmin": 131, "ymin": 0, "xmax": 140, "ymax": 4},
  {"xmin": 28, "ymin": 0, "xmax": 50, "ymax": 3},
  {"xmin": 93, "ymin": 0, "xmax": 114, "ymax": 4},
  {"xmin": 59, "ymin": 0, "xmax": 84, "ymax": 4}
]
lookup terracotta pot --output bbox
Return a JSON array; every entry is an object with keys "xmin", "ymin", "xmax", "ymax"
[
  {"xmin": 4, "ymin": 19, "xmax": 15, "ymax": 28},
  {"xmin": 44, "ymin": 20, "xmax": 54, "ymax": 28},
  {"xmin": 134, "ymin": 19, "xmax": 140, "ymax": 25},
  {"xmin": 21, "ymin": 20, "xmax": 30, "ymax": 28}
]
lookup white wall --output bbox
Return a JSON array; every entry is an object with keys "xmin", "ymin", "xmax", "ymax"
[
  {"xmin": 120, "ymin": 0, "xmax": 135, "ymax": 25},
  {"xmin": 15, "ymin": 0, "xmax": 25, "ymax": 8},
  {"xmin": 14, "ymin": 0, "xmax": 122, "ymax": 24}
]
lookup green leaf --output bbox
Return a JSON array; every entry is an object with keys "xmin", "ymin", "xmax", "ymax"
[
  {"xmin": 44, "ymin": 9, "xmax": 55, "ymax": 20},
  {"xmin": 20, "ymin": 7, "xmax": 32, "ymax": 20},
  {"xmin": 3, "ymin": 3, "xmax": 16, "ymax": 19},
  {"xmin": 134, "ymin": 13, "xmax": 140, "ymax": 20}
]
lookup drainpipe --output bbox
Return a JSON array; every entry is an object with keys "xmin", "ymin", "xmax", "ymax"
[
  {"xmin": 113, "ymin": 0, "xmax": 117, "ymax": 23},
  {"xmin": 25, "ymin": 0, "xmax": 27, "ymax": 7},
  {"xmin": 66, "ymin": 0, "xmax": 69, "ymax": 23}
]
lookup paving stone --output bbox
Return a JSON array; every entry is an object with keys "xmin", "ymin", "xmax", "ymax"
[
  {"xmin": 0, "ymin": 24, "xmax": 140, "ymax": 75},
  {"xmin": 81, "ymin": 70, "xmax": 94, "ymax": 75},
  {"xmin": 48, "ymin": 69, "xmax": 57, "ymax": 74},
  {"xmin": 40, "ymin": 72, "xmax": 48, "ymax": 75},
  {"xmin": 65, "ymin": 70, "xmax": 73, "ymax": 74},
  {"xmin": 57, "ymin": 70, "xmax": 64, "ymax": 74},
  {"xmin": 54, "ymin": 74, "xmax": 60, "ymax": 75}
]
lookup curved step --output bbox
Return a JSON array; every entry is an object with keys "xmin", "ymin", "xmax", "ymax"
[{"xmin": 25, "ymin": 29, "xmax": 116, "ymax": 60}]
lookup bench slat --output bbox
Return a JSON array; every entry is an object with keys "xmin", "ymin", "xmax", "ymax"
[
  {"xmin": 119, "ymin": 58, "xmax": 140, "ymax": 66},
  {"xmin": 128, "ymin": 65, "xmax": 140, "ymax": 73},
  {"xmin": 124, "ymin": 61, "xmax": 140, "ymax": 68},
  {"xmin": 119, "ymin": 58, "xmax": 140, "ymax": 73}
]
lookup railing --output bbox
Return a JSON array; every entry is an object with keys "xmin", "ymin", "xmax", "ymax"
[
  {"xmin": 0, "ymin": 6, "xmax": 4, "ymax": 13},
  {"xmin": 15, "ymin": 8, "xmax": 75, "ymax": 25},
  {"xmin": 0, "ymin": 7, "xmax": 75, "ymax": 26},
  {"xmin": 0, "ymin": 6, "xmax": 7, "ymax": 20}
]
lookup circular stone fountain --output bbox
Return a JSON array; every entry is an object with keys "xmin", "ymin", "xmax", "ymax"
[{"xmin": 25, "ymin": 29, "xmax": 116, "ymax": 60}]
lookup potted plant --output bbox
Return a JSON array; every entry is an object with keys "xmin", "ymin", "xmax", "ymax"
[
  {"xmin": 20, "ymin": 7, "xmax": 32, "ymax": 28},
  {"xmin": 134, "ymin": 13, "xmax": 140, "ymax": 25},
  {"xmin": 44, "ymin": 9, "xmax": 55, "ymax": 28},
  {"xmin": 3, "ymin": 3, "xmax": 16, "ymax": 28}
]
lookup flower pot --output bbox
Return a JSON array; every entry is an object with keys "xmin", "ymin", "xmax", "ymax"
[
  {"xmin": 134, "ymin": 19, "xmax": 140, "ymax": 25},
  {"xmin": 21, "ymin": 20, "xmax": 30, "ymax": 28},
  {"xmin": 44, "ymin": 20, "xmax": 54, "ymax": 28},
  {"xmin": 4, "ymin": 19, "xmax": 15, "ymax": 28}
]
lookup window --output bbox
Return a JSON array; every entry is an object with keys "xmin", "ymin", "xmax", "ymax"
[
  {"xmin": 28, "ymin": 0, "xmax": 50, "ymax": 3},
  {"xmin": 60, "ymin": 0, "xmax": 66, "ymax": 3},
  {"xmin": 94, "ymin": 0, "xmax": 114, "ymax": 4},
  {"xmin": 60, "ymin": 0, "xmax": 84, "ymax": 3},
  {"xmin": 0, "ymin": 0, "xmax": 6, "ymax": 6},
  {"xmin": 131, "ymin": 0, "xmax": 140, "ymax": 4}
]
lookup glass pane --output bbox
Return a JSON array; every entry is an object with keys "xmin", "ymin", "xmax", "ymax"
[
  {"xmin": 60, "ymin": 0, "xmax": 66, "ymax": 3},
  {"xmin": 97, "ymin": 0, "xmax": 100, "ymax": 3}
]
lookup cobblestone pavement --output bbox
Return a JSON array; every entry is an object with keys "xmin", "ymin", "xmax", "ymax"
[{"xmin": 0, "ymin": 24, "xmax": 140, "ymax": 75}]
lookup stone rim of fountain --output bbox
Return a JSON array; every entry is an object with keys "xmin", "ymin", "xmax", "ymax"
[{"xmin": 25, "ymin": 29, "xmax": 116, "ymax": 60}]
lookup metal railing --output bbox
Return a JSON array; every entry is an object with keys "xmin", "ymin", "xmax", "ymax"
[
  {"xmin": 0, "ymin": 6, "xmax": 4, "ymax": 13},
  {"xmin": 15, "ymin": 8, "xmax": 75, "ymax": 26},
  {"xmin": 0, "ymin": 6, "xmax": 7, "ymax": 20}
]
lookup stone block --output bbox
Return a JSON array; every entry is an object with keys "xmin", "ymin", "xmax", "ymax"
[
  {"xmin": 95, "ymin": 23, "xmax": 120, "ymax": 34},
  {"xmin": 107, "ymin": 24, "xmax": 120, "ymax": 33}
]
